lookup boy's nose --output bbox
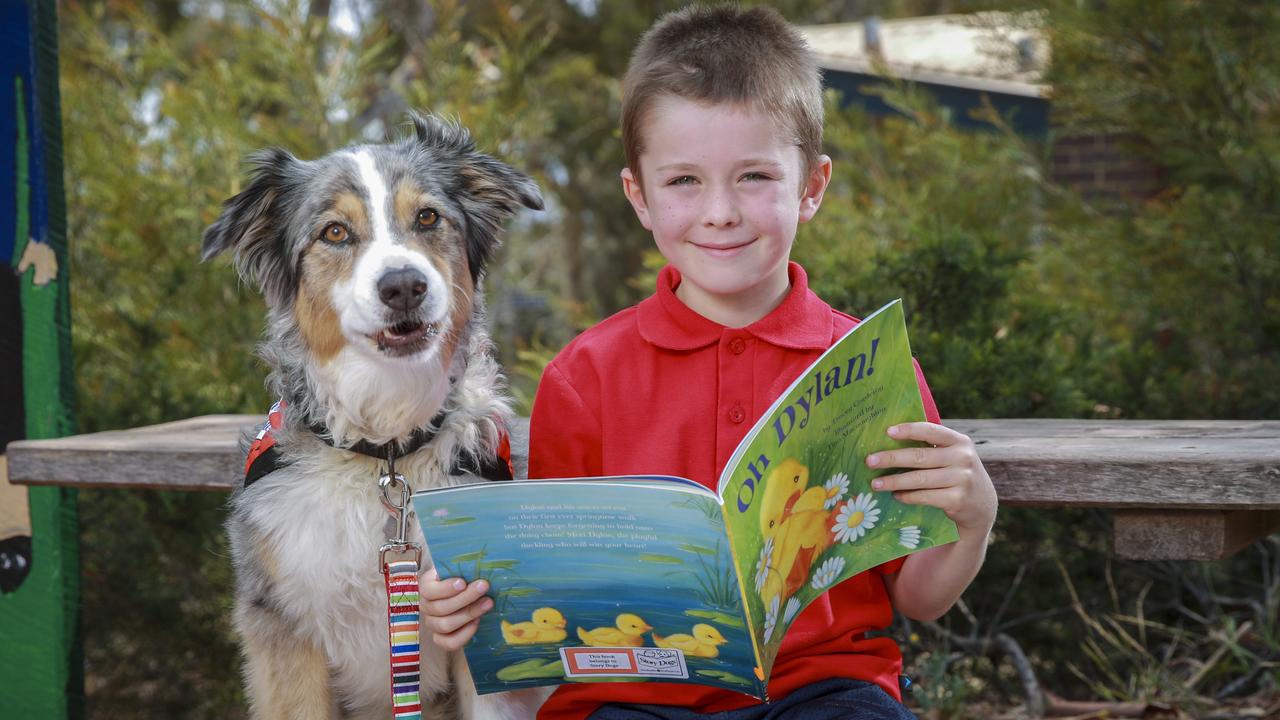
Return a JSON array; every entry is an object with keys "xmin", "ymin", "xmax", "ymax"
[{"xmin": 700, "ymin": 186, "xmax": 740, "ymax": 228}]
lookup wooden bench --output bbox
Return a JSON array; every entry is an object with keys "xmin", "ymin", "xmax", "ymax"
[{"xmin": 5, "ymin": 417, "xmax": 1279, "ymax": 561}]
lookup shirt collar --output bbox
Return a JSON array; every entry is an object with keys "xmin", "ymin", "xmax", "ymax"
[{"xmin": 637, "ymin": 262, "xmax": 833, "ymax": 351}]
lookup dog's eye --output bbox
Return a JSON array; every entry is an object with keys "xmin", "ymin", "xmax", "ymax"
[
  {"xmin": 416, "ymin": 208, "xmax": 439, "ymax": 229},
  {"xmin": 320, "ymin": 223, "xmax": 349, "ymax": 244}
]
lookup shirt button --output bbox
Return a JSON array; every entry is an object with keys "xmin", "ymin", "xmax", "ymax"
[
  {"xmin": 729, "ymin": 338, "xmax": 746, "ymax": 355},
  {"xmin": 728, "ymin": 404, "xmax": 746, "ymax": 423}
]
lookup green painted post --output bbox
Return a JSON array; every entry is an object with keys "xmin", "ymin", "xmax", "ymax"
[{"xmin": 0, "ymin": 0, "xmax": 81, "ymax": 717}]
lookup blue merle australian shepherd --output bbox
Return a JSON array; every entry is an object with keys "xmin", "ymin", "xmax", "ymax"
[{"xmin": 202, "ymin": 114, "xmax": 547, "ymax": 720}]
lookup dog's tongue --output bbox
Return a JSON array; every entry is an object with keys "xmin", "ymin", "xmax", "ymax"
[
  {"xmin": 376, "ymin": 321, "xmax": 439, "ymax": 352},
  {"xmin": 386, "ymin": 319, "xmax": 424, "ymax": 339}
]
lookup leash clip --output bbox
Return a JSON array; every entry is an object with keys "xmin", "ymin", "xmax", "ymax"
[
  {"xmin": 379, "ymin": 542, "xmax": 423, "ymax": 575},
  {"xmin": 377, "ymin": 459, "xmax": 420, "ymax": 574}
]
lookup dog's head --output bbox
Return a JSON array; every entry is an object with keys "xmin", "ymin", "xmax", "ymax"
[
  {"xmin": 202, "ymin": 113, "xmax": 542, "ymax": 365},
  {"xmin": 203, "ymin": 114, "xmax": 541, "ymax": 442}
]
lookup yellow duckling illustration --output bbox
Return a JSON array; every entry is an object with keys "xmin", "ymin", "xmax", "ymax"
[
  {"xmin": 501, "ymin": 607, "xmax": 568, "ymax": 645},
  {"xmin": 758, "ymin": 458, "xmax": 837, "ymax": 606},
  {"xmin": 653, "ymin": 623, "xmax": 728, "ymax": 658},
  {"xmin": 576, "ymin": 613, "xmax": 652, "ymax": 647}
]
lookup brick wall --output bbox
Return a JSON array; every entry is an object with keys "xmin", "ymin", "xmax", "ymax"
[{"xmin": 1050, "ymin": 132, "xmax": 1166, "ymax": 201}]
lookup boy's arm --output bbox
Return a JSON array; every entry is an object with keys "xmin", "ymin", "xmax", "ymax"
[{"xmin": 870, "ymin": 422, "xmax": 998, "ymax": 621}]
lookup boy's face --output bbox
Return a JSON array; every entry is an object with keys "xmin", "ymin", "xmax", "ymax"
[{"xmin": 622, "ymin": 97, "xmax": 830, "ymax": 326}]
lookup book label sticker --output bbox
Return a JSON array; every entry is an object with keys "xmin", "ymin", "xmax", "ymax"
[{"xmin": 560, "ymin": 647, "xmax": 689, "ymax": 679}]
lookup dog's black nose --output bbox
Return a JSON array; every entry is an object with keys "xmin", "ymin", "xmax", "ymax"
[{"xmin": 377, "ymin": 267, "xmax": 429, "ymax": 311}]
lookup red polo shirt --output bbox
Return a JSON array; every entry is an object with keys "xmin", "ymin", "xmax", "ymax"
[{"xmin": 528, "ymin": 262, "xmax": 940, "ymax": 720}]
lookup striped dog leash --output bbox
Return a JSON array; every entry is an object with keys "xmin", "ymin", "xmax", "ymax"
[
  {"xmin": 379, "ymin": 455, "xmax": 424, "ymax": 720},
  {"xmin": 384, "ymin": 559, "xmax": 424, "ymax": 719}
]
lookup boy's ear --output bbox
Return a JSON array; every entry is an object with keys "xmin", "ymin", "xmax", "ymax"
[
  {"xmin": 798, "ymin": 154, "xmax": 833, "ymax": 224},
  {"xmin": 620, "ymin": 167, "xmax": 653, "ymax": 231}
]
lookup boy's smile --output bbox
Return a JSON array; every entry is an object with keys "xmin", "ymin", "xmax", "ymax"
[{"xmin": 622, "ymin": 97, "xmax": 831, "ymax": 327}]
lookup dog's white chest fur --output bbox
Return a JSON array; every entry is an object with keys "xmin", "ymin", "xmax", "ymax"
[{"xmin": 236, "ymin": 457, "xmax": 440, "ymax": 710}]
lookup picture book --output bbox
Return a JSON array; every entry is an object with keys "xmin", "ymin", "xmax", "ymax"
[{"xmin": 411, "ymin": 299, "xmax": 959, "ymax": 699}]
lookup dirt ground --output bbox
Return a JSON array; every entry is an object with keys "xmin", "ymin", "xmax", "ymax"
[{"xmin": 909, "ymin": 691, "xmax": 1280, "ymax": 720}]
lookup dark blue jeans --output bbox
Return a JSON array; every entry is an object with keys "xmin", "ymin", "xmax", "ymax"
[{"xmin": 586, "ymin": 679, "xmax": 918, "ymax": 720}]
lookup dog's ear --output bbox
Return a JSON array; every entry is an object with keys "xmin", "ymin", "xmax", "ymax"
[
  {"xmin": 455, "ymin": 154, "xmax": 544, "ymax": 284},
  {"xmin": 202, "ymin": 148, "xmax": 303, "ymax": 302},
  {"xmin": 410, "ymin": 112, "xmax": 544, "ymax": 283}
]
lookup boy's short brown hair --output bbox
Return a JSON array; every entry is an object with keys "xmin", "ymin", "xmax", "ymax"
[{"xmin": 621, "ymin": 3, "xmax": 824, "ymax": 180}]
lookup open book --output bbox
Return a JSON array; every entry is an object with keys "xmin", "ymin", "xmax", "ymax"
[{"xmin": 412, "ymin": 300, "xmax": 958, "ymax": 699}]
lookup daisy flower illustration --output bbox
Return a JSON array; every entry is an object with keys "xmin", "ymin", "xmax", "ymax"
[
  {"xmin": 810, "ymin": 556, "xmax": 846, "ymax": 590},
  {"xmin": 754, "ymin": 537, "xmax": 775, "ymax": 594},
  {"xmin": 832, "ymin": 493, "xmax": 880, "ymax": 543},
  {"xmin": 899, "ymin": 525, "xmax": 922, "ymax": 549},
  {"xmin": 763, "ymin": 595, "xmax": 780, "ymax": 643},
  {"xmin": 784, "ymin": 597, "xmax": 802, "ymax": 624},
  {"xmin": 432, "ymin": 508, "xmax": 449, "ymax": 518},
  {"xmin": 823, "ymin": 472, "xmax": 850, "ymax": 509}
]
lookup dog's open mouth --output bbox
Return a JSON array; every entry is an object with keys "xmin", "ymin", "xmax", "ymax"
[{"xmin": 373, "ymin": 319, "xmax": 439, "ymax": 356}]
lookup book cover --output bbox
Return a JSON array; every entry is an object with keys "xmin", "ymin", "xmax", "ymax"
[{"xmin": 412, "ymin": 299, "xmax": 958, "ymax": 698}]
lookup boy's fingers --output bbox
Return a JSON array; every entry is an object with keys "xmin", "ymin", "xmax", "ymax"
[
  {"xmin": 421, "ymin": 576, "xmax": 490, "ymax": 611},
  {"xmin": 891, "ymin": 487, "xmax": 962, "ymax": 513},
  {"xmin": 873, "ymin": 468, "xmax": 951, "ymax": 493},
  {"xmin": 431, "ymin": 617, "xmax": 482, "ymax": 651},
  {"xmin": 867, "ymin": 444, "xmax": 962, "ymax": 471},
  {"xmin": 419, "ymin": 573, "xmax": 467, "ymax": 600},
  {"xmin": 425, "ymin": 596, "xmax": 494, "ymax": 636},
  {"xmin": 886, "ymin": 422, "xmax": 967, "ymax": 446}
]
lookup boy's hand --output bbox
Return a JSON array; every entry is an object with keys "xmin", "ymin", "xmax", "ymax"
[
  {"xmin": 420, "ymin": 567, "xmax": 494, "ymax": 651},
  {"xmin": 866, "ymin": 422, "xmax": 998, "ymax": 534}
]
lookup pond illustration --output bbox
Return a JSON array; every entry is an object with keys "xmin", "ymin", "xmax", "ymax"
[{"xmin": 414, "ymin": 480, "xmax": 763, "ymax": 697}]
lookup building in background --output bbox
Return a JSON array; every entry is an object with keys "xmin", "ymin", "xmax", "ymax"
[{"xmin": 800, "ymin": 13, "xmax": 1164, "ymax": 200}]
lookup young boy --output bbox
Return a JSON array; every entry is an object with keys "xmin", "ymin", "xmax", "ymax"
[{"xmin": 423, "ymin": 5, "xmax": 998, "ymax": 719}]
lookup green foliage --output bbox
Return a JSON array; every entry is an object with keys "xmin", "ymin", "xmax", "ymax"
[
  {"xmin": 77, "ymin": 488, "xmax": 244, "ymax": 717},
  {"xmin": 63, "ymin": 0, "xmax": 358, "ymax": 434},
  {"xmin": 798, "ymin": 88, "xmax": 1095, "ymax": 419},
  {"xmin": 1040, "ymin": 0, "xmax": 1280, "ymax": 419},
  {"xmin": 907, "ymin": 649, "xmax": 983, "ymax": 719}
]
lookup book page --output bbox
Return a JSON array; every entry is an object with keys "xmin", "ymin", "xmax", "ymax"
[
  {"xmin": 716, "ymin": 301, "xmax": 960, "ymax": 679},
  {"xmin": 413, "ymin": 478, "xmax": 766, "ymax": 698}
]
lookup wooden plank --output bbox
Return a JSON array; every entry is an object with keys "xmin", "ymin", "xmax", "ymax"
[
  {"xmin": 7, "ymin": 417, "xmax": 1279, "ymax": 510},
  {"xmin": 5, "ymin": 414, "xmax": 532, "ymax": 492},
  {"xmin": 947, "ymin": 419, "xmax": 1280, "ymax": 510},
  {"xmin": 7, "ymin": 415, "xmax": 252, "ymax": 491},
  {"xmin": 6, "ymin": 416, "xmax": 1279, "ymax": 561},
  {"xmin": 1113, "ymin": 509, "xmax": 1280, "ymax": 561}
]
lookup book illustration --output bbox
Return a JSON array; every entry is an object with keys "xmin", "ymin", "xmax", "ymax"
[
  {"xmin": 713, "ymin": 300, "xmax": 958, "ymax": 678},
  {"xmin": 500, "ymin": 607, "xmax": 567, "ymax": 644},
  {"xmin": 413, "ymin": 300, "xmax": 959, "ymax": 698},
  {"xmin": 654, "ymin": 623, "xmax": 727, "ymax": 656},
  {"xmin": 417, "ymin": 480, "xmax": 765, "ymax": 696}
]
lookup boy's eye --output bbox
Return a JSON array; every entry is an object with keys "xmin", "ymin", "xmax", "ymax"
[
  {"xmin": 741, "ymin": 172, "xmax": 773, "ymax": 182},
  {"xmin": 666, "ymin": 175, "xmax": 697, "ymax": 186}
]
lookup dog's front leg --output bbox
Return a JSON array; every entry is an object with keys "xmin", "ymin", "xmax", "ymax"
[
  {"xmin": 240, "ymin": 631, "xmax": 337, "ymax": 719},
  {"xmin": 239, "ymin": 616, "xmax": 339, "ymax": 720},
  {"xmin": 451, "ymin": 652, "xmax": 551, "ymax": 720}
]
